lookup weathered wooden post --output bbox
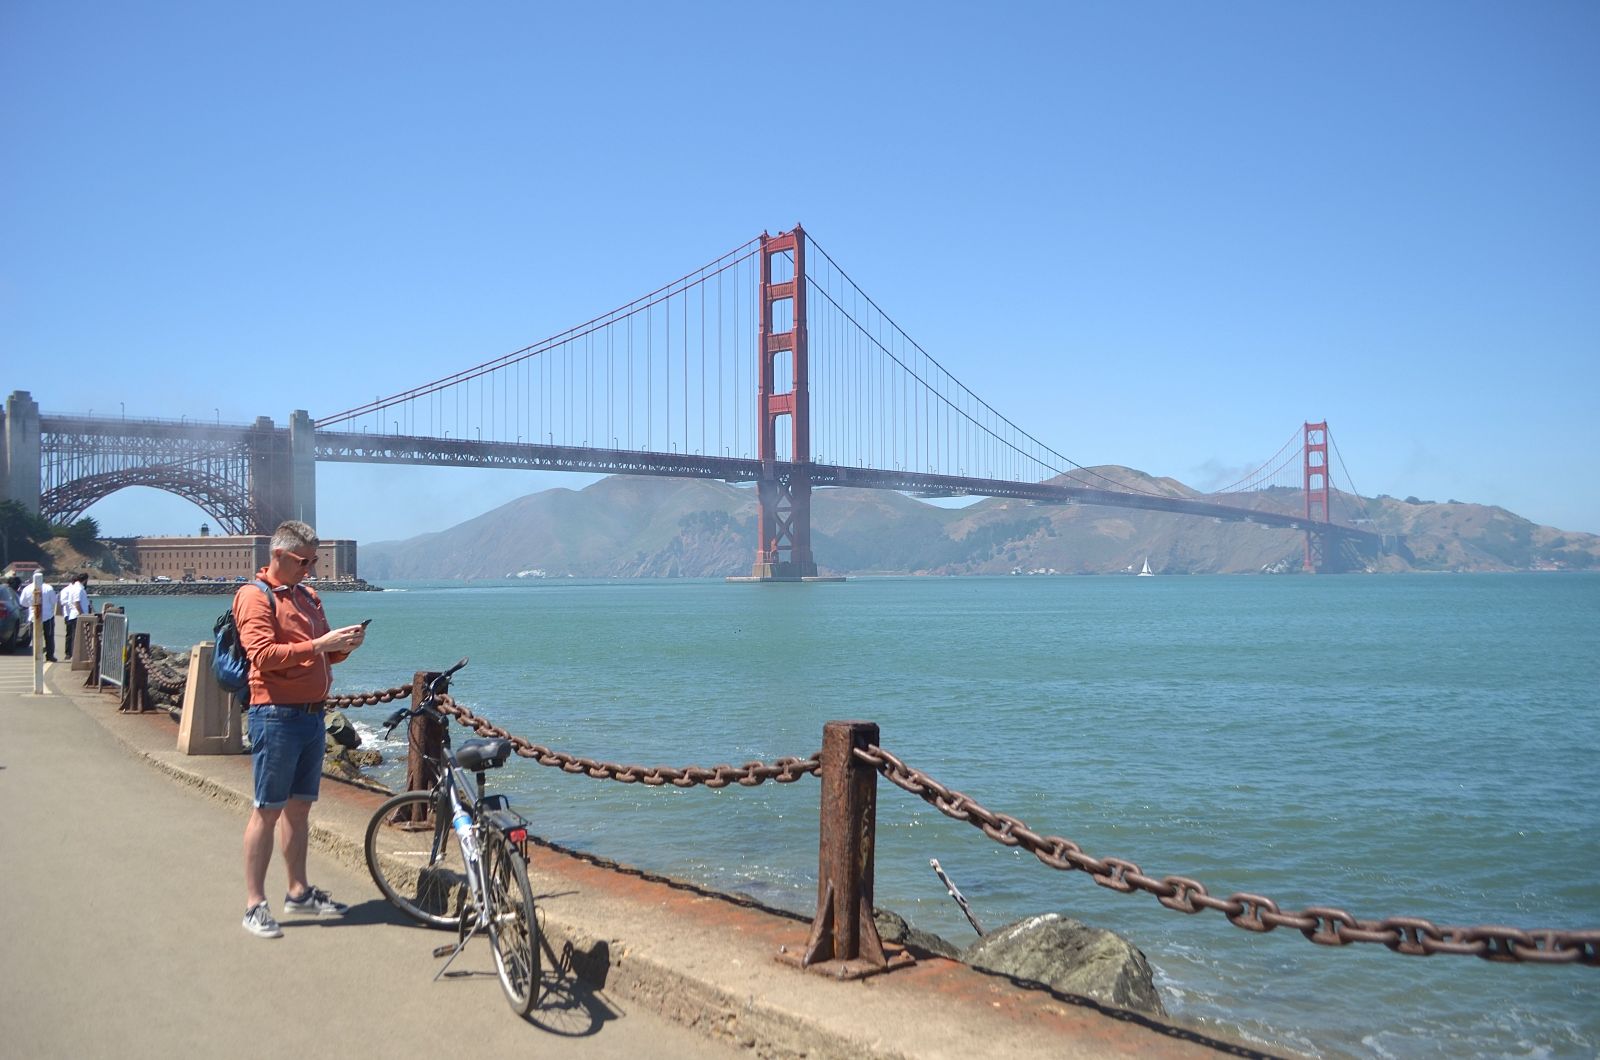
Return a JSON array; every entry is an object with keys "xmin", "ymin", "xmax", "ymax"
[
  {"xmin": 403, "ymin": 669, "xmax": 446, "ymax": 802},
  {"xmin": 784, "ymin": 720, "xmax": 912, "ymax": 979}
]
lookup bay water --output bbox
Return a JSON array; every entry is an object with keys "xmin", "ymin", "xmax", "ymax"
[{"xmin": 108, "ymin": 573, "xmax": 1598, "ymax": 1058}]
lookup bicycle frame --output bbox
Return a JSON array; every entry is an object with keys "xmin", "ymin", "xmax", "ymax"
[{"xmin": 368, "ymin": 658, "xmax": 540, "ymax": 1015}]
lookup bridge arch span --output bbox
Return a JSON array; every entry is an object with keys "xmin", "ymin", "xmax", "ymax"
[{"xmin": 42, "ymin": 468, "xmax": 253, "ymax": 535}]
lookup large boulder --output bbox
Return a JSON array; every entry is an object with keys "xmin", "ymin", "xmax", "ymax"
[{"xmin": 960, "ymin": 913, "xmax": 1166, "ymax": 1017}]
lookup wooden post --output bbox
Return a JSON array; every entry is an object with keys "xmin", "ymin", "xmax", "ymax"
[{"xmin": 782, "ymin": 720, "xmax": 911, "ymax": 979}]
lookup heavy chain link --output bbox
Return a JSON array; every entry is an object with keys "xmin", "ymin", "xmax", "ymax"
[
  {"xmin": 434, "ymin": 694, "xmax": 821, "ymax": 788},
  {"xmin": 134, "ymin": 643, "xmax": 188, "ymax": 695},
  {"xmin": 856, "ymin": 744, "xmax": 1600, "ymax": 966},
  {"xmin": 323, "ymin": 684, "xmax": 413, "ymax": 709}
]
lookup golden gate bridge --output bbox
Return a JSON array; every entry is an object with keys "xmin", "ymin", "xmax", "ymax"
[{"xmin": 3, "ymin": 226, "xmax": 1386, "ymax": 573}]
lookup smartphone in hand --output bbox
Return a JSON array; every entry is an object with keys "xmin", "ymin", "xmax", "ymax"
[{"xmin": 359, "ymin": 619, "xmax": 372, "ymax": 629}]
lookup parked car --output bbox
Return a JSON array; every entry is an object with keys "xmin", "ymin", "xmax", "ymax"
[{"xmin": 0, "ymin": 582, "xmax": 32, "ymax": 654}]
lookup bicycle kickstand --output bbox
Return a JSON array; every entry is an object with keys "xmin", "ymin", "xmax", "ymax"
[{"xmin": 432, "ymin": 916, "xmax": 486, "ymax": 980}]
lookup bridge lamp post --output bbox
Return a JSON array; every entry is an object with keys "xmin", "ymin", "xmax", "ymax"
[
  {"xmin": 475, "ymin": 427, "xmax": 481, "ymax": 440},
  {"xmin": 214, "ymin": 408, "xmax": 220, "ymax": 424},
  {"xmin": 393, "ymin": 420, "xmax": 399, "ymax": 435},
  {"xmin": 120, "ymin": 401, "xmax": 124, "ymax": 419}
]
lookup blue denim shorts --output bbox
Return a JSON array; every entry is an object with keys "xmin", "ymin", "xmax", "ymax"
[{"xmin": 248, "ymin": 705, "xmax": 326, "ymax": 809}]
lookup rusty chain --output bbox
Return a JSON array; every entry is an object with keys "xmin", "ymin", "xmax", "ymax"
[
  {"xmin": 434, "ymin": 693, "xmax": 821, "ymax": 788},
  {"xmin": 856, "ymin": 744, "xmax": 1600, "ymax": 967},
  {"xmin": 133, "ymin": 638, "xmax": 410, "ymax": 710},
  {"xmin": 323, "ymin": 684, "xmax": 413, "ymax": 709},
  {"xmin": 122, "ymin": 642, "xmax": 1596, "ymax": 968},
  {"xmin": 134, "ymin": 643, "xmax": 188, "ymax": 695}
]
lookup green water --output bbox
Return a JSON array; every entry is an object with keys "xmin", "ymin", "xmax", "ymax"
[{"xmin": 109, "ymin": 573, "xmax": 1600, "ymax": 1058}]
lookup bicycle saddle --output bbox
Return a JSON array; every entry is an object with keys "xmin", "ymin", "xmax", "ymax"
[{"xmin": 457, "ymin": 738, "xmax": 512, "ymax": 771}]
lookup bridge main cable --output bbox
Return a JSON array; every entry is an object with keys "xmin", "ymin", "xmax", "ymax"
[{"xmin": 314, "ymin": 236, "xmax": 762, "ymax": 430}]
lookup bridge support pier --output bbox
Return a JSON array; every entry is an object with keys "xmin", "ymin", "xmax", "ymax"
[
  {"xmin": 245, "ymin": 410, "xmax": 318, "ymax": 533},
  {"xmin": 2, "ymin": 390, "xmax": 42, "ymax": 515}
]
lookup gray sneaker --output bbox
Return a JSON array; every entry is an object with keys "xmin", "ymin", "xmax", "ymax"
[
  {"xmin": 283, "ymin": 885, "xmax": 347, "ymax": 917},
  {"xmin": 242, "ymin": 901, "xmax": 283, "ymax": 939}
]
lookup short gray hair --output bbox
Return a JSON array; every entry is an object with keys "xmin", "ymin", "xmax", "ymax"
[{"xmin": 270, "ymin": 520, "xmax": 318, "ymax": 553}]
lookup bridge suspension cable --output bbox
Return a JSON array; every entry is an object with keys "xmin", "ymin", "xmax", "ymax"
[
  {"xmin": 314, "ymin": 237, "xmax": 765, "ymax": 462},
  {"xmin": 803, "ymin": 235, "xmax": 1168, "ymax": 497}
]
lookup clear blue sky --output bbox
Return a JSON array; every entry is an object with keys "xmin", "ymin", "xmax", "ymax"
[{"xmin": 4, "ymin": 1, "xmax": 1597, "ymax": 540}]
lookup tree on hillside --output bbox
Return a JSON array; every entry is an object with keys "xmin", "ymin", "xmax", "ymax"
[
  {"xmin": 64, "ymin": 516, "xmax": 100, "ymax": 551},
  {"xmin": 0, "ymin": 500, "xmax": 52, "ymax": 566}
]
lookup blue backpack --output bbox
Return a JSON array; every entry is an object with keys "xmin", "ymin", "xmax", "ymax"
[{"xmin": 212, "ymin": 580, "xmax": 275, "ymax": 694}]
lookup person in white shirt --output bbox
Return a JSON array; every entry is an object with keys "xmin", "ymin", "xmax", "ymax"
[
  {"xmin": 19, "ymin": 578, "xmax": 60, "ymax": 662},
  {"xmin": 60, "ymin": 573, "xmax": 91, "ymax": 660}
]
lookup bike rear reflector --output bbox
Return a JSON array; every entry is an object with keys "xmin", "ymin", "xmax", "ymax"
[{"xmin": 509, "ymin": 828, "xmax": 527, "ymax": 844}]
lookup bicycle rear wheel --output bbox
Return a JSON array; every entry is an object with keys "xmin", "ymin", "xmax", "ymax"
[
  {"xmin": 484, "ymin": 829, "xmax": 539, "ymax": 1015},
  {"xmin": 365, "ymin": 790, "xmax": 469, "ymax": 930}
]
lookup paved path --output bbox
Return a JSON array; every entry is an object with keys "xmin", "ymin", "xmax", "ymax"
[{"xmin": 0, "ymin": 655, "xmax": 743, "ymax": 1059}]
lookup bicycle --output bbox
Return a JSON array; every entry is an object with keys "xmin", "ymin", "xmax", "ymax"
[{"xmin": 364, "ymin": 658, "xmax": 540, "ymax": 1015}]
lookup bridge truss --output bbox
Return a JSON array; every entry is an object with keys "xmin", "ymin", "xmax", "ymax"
[{"xmin": 39, "ymin": 416, "xmax": 264, "ymax": 534}]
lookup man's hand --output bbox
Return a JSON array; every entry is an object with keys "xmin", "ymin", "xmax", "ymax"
[{"xmin": 315, "ymin": 625, "xmax": 367, "ymax": 654}]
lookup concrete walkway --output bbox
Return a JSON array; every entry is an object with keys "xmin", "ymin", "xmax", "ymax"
[
  {"xmin": 0, "ymin": 654, "xmax": 1276, "ymax": 1059},
  {"xmin": 0, "ymin": 655, "xmax": 743, "ymax": 1059}
]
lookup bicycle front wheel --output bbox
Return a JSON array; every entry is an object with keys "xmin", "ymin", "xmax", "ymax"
[
  {"xmin": 484, "ymin": 829, "xmax": 540, "ymax": 1015},
  {"xmin": 364, "ymin": 790, "xmax": 469, "ymax": 930}
]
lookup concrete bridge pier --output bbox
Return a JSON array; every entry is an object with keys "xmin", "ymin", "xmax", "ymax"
[
  {"xmin": 245, "ymin": 409, "xmax": 316, "ymax": 532},
  {"xmin": 2, "ymin": 390, "xmax": 42, "ymax": 514}
]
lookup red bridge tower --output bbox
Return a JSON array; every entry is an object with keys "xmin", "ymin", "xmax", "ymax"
[
  {"xmin": 749, "ymin": 227, "xmax": 820, "ymax": 580},
  {"xmin": 1302, "ymin": 420, "xmax": 1330, "ymax": 571}
]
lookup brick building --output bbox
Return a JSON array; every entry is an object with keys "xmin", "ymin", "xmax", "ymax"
[{"xmin": 123, "ymin": 532, "xmax": 358, "ymax": 582}]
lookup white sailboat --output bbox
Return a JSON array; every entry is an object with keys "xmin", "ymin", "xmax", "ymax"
[{"xmin": 1137, "ymin": 557, "xmax": 1154, "ymax": 577}]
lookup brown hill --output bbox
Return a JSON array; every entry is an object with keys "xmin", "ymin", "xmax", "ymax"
[{"xmin": 358, "ymin": 472, "xmax": 1600, "ymax": 579}]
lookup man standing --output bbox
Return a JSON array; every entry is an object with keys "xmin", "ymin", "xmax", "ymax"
[
  {"xmin": 19, "ymin": 576, "xmax": 59, "ymax": 662},
  {"xmin": 235, "ymin": 520, "xmax": 366, "ymax": 939},
  {"xmin": 59, "ymin": 573, "xmax": 90, "ymax": 660}
]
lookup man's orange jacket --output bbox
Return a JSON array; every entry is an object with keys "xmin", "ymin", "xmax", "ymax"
[{"xmin": 232, "ymin": 567, "xmax": 349, "ymax": 706}]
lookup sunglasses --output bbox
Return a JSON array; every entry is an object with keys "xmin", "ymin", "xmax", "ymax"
[{"xmin": 279, "ymin": 550, "xmax": 317, "ymax": 567}]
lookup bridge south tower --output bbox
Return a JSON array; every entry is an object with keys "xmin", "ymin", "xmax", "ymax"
[
  {"xmin": 2, "ymin": 390, "xmax": 43, "ymax": 515},
  {"xmin": 750, "ymin": 226, "xmax": 819, "ymax": 580}
]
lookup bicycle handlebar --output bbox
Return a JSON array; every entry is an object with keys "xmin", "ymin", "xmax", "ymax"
[{"xmin": 379, "ymin": 658, "xmax": 469, "ymax": 737}]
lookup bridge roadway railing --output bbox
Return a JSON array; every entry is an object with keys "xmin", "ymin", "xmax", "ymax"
[
  {"xmin": 313, "ymin": 433, "xmax": 1381, "ymax": 548},
  {"xmin": 104, "ymin": 631, "xmax": 1592, "ymax": 974}
]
